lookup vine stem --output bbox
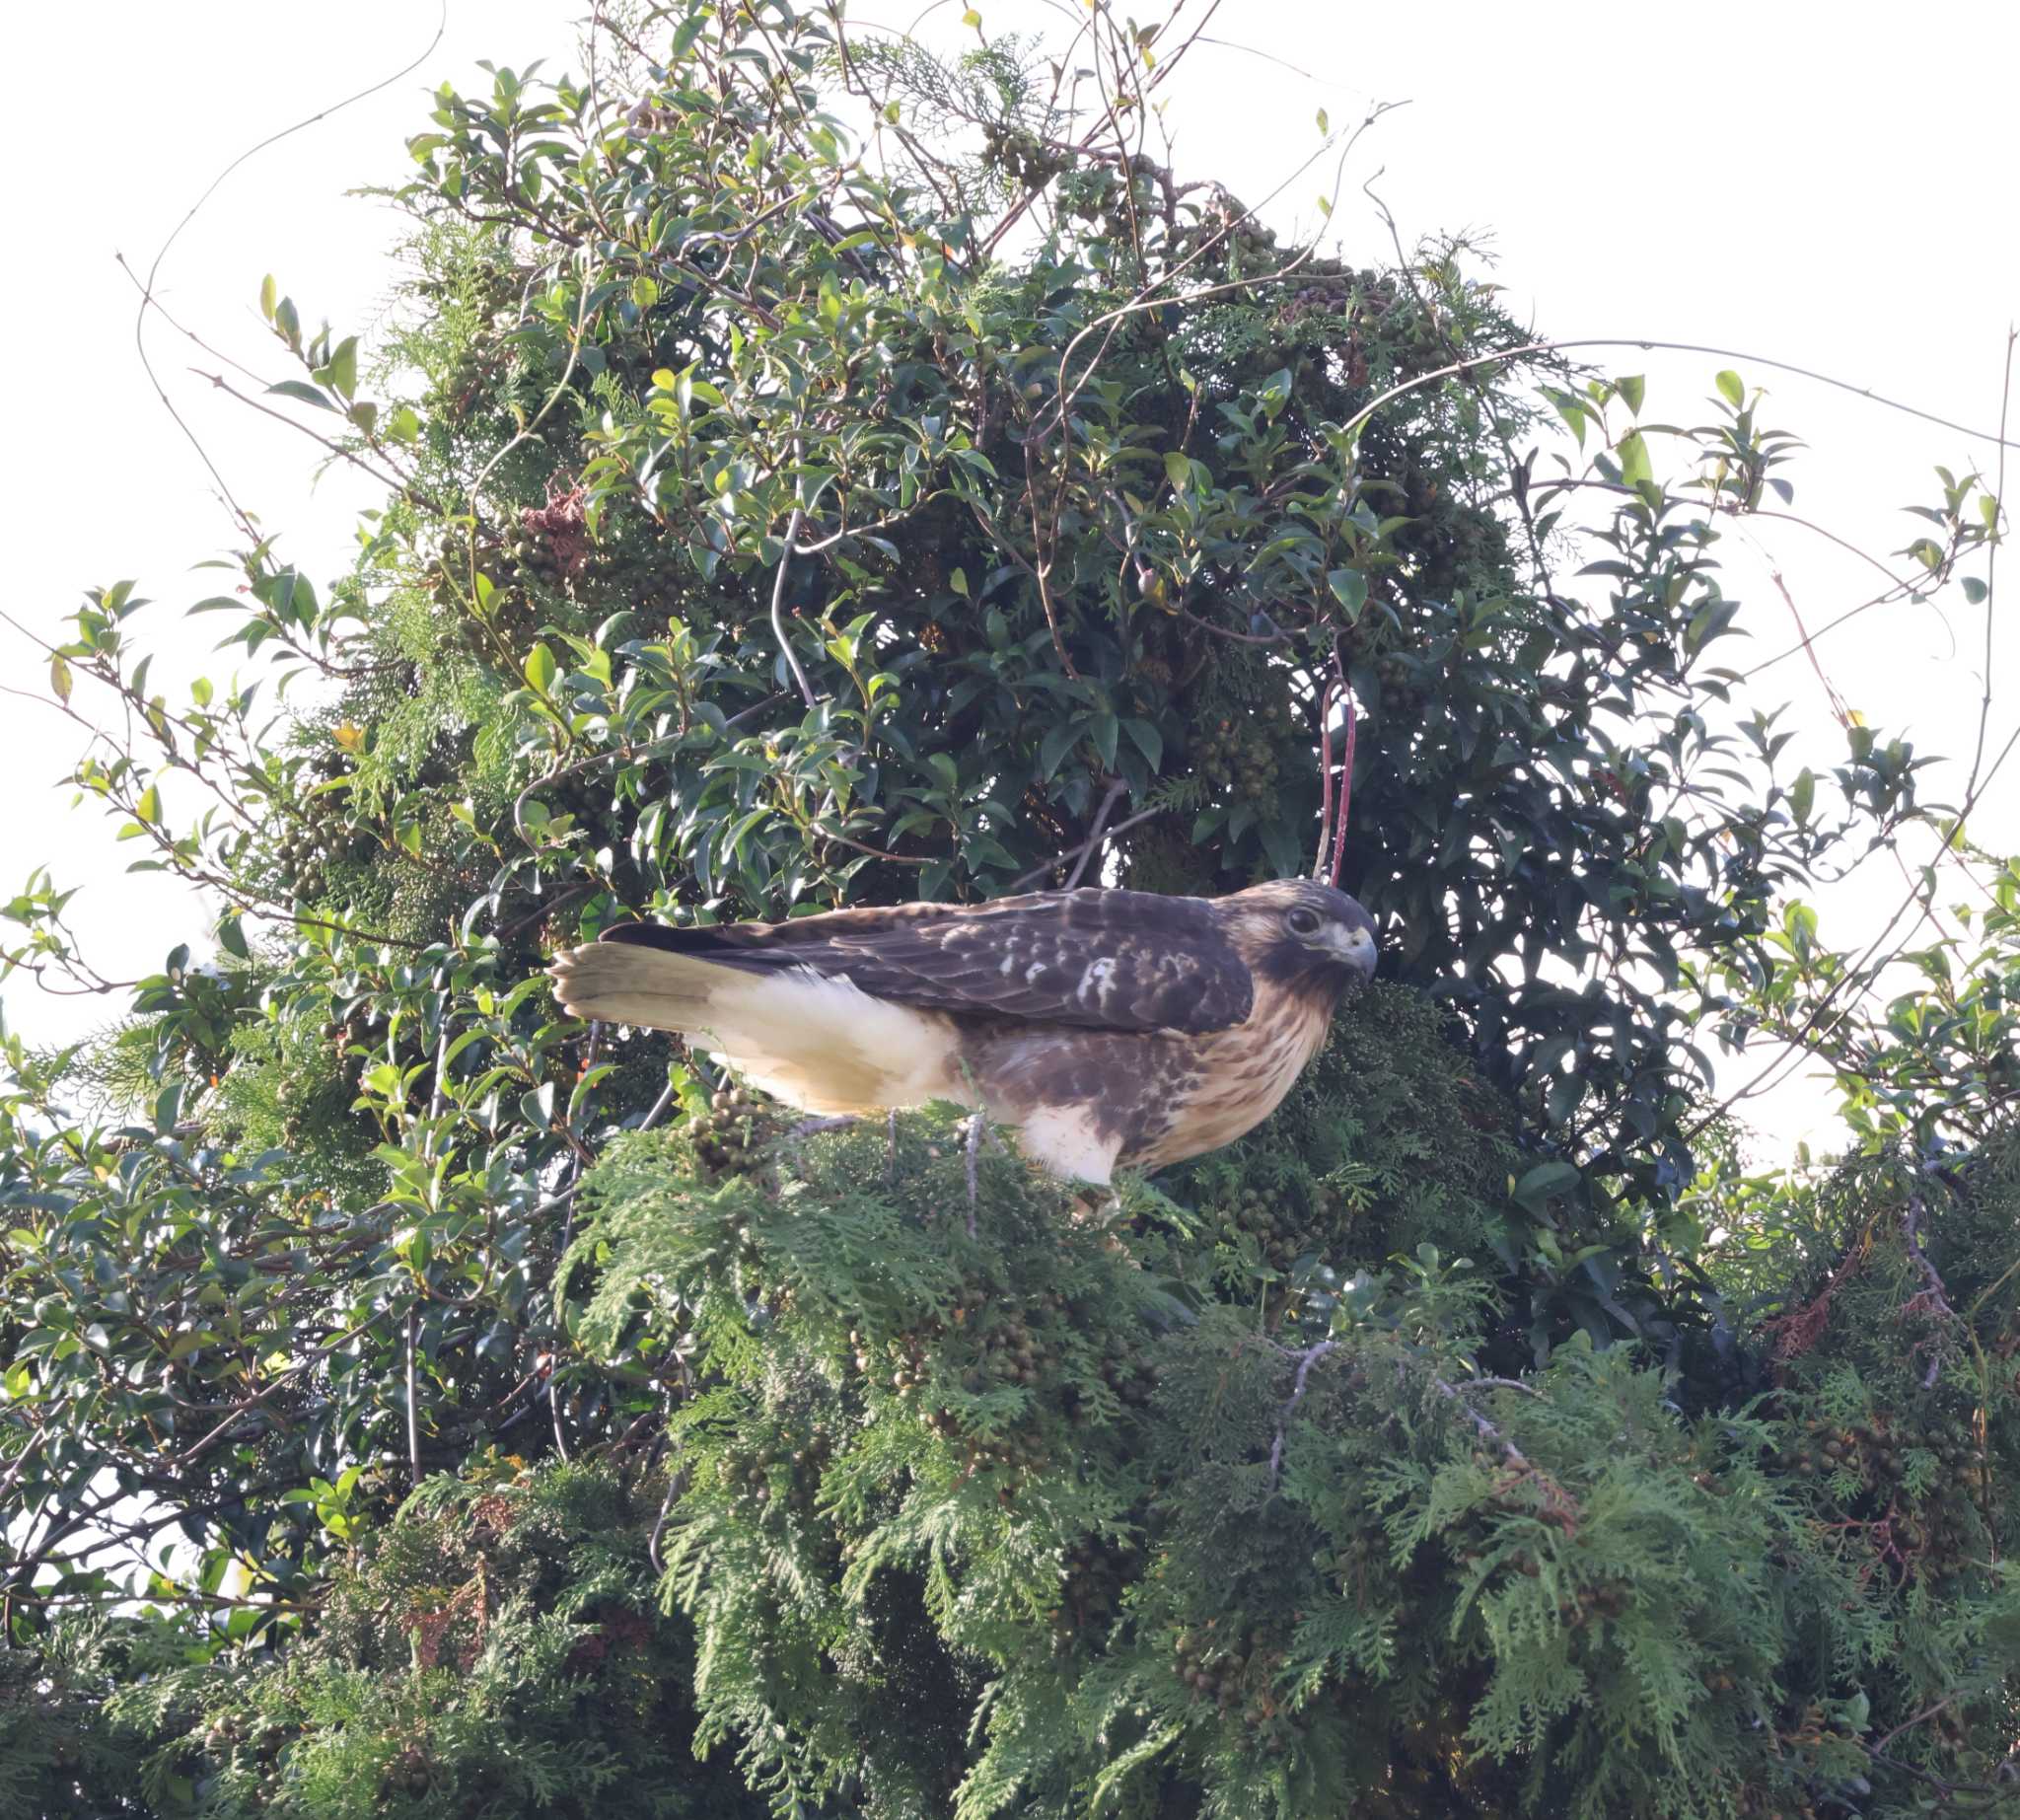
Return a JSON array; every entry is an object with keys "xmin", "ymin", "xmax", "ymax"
[{"xmin": 1338, "ymin": 335, "xmax": 2020, "ymax": 451}]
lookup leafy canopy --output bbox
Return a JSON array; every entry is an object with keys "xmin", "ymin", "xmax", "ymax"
[{"xmin": 0, "ymin": 4, "xmax": 2011, "ymax": 1818}]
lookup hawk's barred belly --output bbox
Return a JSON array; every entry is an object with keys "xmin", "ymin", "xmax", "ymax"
[{"xmin": 549, "ymin": 880, "xmax": 1377, "ymax": 1186}]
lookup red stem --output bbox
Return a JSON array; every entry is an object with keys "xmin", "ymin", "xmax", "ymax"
[
  {"xmin": 1313, "ymin": 681, "xmax": 1337, "ymax": 881},
  {"xmin": 1331, "ymin": 691, "xmax": 1356, "ymax": 889}
]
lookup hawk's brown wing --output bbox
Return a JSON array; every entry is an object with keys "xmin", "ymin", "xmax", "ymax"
[{"xmin": 594, "ymin": 887, "xmax": 1252, "ymax": 1034}]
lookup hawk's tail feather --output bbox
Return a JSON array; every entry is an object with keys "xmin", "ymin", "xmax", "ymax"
[
  {"xmin": 548, "ymin": 943, "xmax": 721, "ymax": 1031},
  {"xmin": 547, "ymin": 940, "xmax": 965, "ymax": 1118}
]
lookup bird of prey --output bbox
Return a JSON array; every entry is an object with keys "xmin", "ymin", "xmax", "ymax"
[{"xmin": 549, "ymin": 879, "xmax": 1377, "ymax": 1186}]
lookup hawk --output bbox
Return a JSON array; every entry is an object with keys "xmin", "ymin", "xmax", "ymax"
[{"xmin": 548, "ymin": 879, "xmax": 1377, "ymax": 1185}]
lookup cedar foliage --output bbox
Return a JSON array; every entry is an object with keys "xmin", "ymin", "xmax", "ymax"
[
  {"xmin": 1, "ymin": 4, "xmax": 2013, "ymax": 1817},
  {"xmin": 17, "ymin": 1004, "xmax": 2020, "ymax": 1817}
]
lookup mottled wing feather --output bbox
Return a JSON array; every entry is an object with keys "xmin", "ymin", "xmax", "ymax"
[{"xmin": 596, "ymin": 888, "xmax": 1252, "ymax": 1034}]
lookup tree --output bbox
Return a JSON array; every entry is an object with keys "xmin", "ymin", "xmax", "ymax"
[{"xmin": 1, "ymin": 4, "xmax": 2011, "ymax": 1816}]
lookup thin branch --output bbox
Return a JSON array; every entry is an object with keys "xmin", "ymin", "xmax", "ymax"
[
  {"xmin": 1010, "ymin": 804, "xmax": 1165, "ymax": 893},
  {"xmin": 1341, "ymin": 336, "xmax": 2020, "ymax": 453},
  {"xmin": 125, "ymin": 1, "xmax": 449, "ymax": 545},
  {"xmin": 648, "ymin": 1465, "xmax": 688, "ymax": 1577},
  {"xmin": 187, "ymin": 368, "xmax": 418, "ymax": 503},
  {"xmin": 1066, "ymin": 779, "xmax": 1128, "ymax": 889},
  {"xmin": 1965, "ymin": 327, "xmax": 2015, "ymax": 806},
  {"xmin": 769, "ymin": 436, "xmax": 819, "ymax": 708},
  {"xmin": 404, "ymin": 1304, "xmax": 424, "ymax": 1488},
  {"xmin": 1268, "ymin": 1340, "xmax": 1335, "ymax": 1490}
]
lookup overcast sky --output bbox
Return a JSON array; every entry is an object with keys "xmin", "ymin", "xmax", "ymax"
[{"xmin": 3, "ymin": 1, "xmax": 2015, "ymax": 1161}]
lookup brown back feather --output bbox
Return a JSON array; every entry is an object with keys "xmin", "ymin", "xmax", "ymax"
[{"xmin": 596, "ymin": 888, "xmax": 1254, "ymax": 1034}]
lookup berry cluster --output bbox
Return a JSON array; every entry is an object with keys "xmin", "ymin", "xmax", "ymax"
[
  {"xmin": 1172, "ymin": 1624, "xmax": 1290, "ymax": 1745},
  {"xmin": 1193, "ymin": 715, "xmax": 1284, "ymax": 806},
  {"xmin": 1781, "ymin": 1408, "xmax": 1985, "ymax": 1579},
  {"xmin": 1217, "ymin": 1187, "xmax": 1303, "ymax": 1269},
  {"xmin": 273, "ymin": 759, "xmax": 371, "ymax": 903},
  {"xmin": 1054, "ymin": 1531, "xmax": 1136, "ymax": 1640},
  {"xmin": 691, "ymin": 1086, "xmax": 774, "ymax": 1175},
  {"xmin": 715, "ymin": 1430, "xmax": 831, "ymax": 1518}
]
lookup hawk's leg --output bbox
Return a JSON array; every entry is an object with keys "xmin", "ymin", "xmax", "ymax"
[{"xmin": 886, "ymin": 1109, "xmax": 899, "ymax": 1183}]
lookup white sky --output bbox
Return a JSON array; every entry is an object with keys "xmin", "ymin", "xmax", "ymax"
[{"xmin": 3, "ymin": 0, "xmax": 2016, "ymax": 1164}]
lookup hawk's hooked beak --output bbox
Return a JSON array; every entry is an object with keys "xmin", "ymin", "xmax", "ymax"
[{"xmin": 1325, "ymin": 924, "xmax": 1379, "ymax": 983}]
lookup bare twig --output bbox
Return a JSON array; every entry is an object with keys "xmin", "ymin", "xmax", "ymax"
[
  {"xmin": 769, "ymin": 435, "xmax": 819, "ymax": 708},
  {"xmin": 405, "ymin": 1304, "xmax": 423, "ymax": 1488},
  {"xmin": 1010, "ymin": 805, "xmax": 1165, "ymax": 893},
  {"xmin": 1065, "ymin": 779, "xmax": 1128, "ymax": 890},
  {"xmin": 1267, "ymin": 1340, "xmax": 1335, "ymax": 1490},
  {"xmin": 124, "ymin": 1, "xmax": 449, "ymax": 546},
  {"xmin": 1965, "ymin": 327, "xmax": 2015, "ymax": 806},
  {"xmin": 1902, "ymin": 1182, "xmax": 1959, "ymax": 1390},
  {"xmin": 792, "ymin": 1115, "xmax": 860, "ymax": 1138},
  {"xmin": 1341, "ymin": 336, "xmax": 2020, "ymax": 453},
  {"xmin": 648, "ymin": 1464, "xmax": 688, "ymax": 1577},
  {"xmin": 964, "ymin": 1111, "xmax": 984, "ymax": 1237}
]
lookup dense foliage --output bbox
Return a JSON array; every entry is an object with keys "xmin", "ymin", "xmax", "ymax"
[{"xmin": 0, "ymin": 3, "xmax": 2009, "ymax": 1816}]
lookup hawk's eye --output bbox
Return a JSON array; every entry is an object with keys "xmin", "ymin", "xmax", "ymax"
[{"xmin": 1285, "ymin": 907, "xmax": 1321, "ymax": 937}]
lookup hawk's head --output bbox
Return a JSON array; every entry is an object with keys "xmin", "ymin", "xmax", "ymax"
[{"xmin": 1217, "ymin": 880, "xmax": 1378, "ymax": 1005}]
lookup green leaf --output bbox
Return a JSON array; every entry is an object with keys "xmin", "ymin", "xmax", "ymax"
[
  {"xmin": 1039, "ymin": 719, "xmax": 1083, "ymax": 780},
  {"xmin": 520, "ymin": 1082, "xmax": 557, "ymax": 1128},
  {"xmin": 1790, "ymin": 768, "xmax": 1815, "ymax": 825},
  {"xmin": 1163, "ymin": 451, "xmax": 1190, "ymax": 491},
  {"xmin": 48, "ymin": 654, "xmax": 71, "ymax": 704},
  {"xmin": 326, "ymin": 335, "xmax": 359, "ymax": 400},
  {"xmin": 1961, "ymin": 576, "xmax": 1988, "ymax": 604},
  {"xmin": 216, "ymin": 914, "xmax": 249, "ymax": 960},
  {"xmin": 268, "ymin": 379, "xmax": 337, "ymax": 413},
  {"xmin": 1616, "ymin": 374, "xmax": 1645, "ymax": 415},
  {"xmin": 669, "ymin": 12, "xmax": 707, "ymax": 59},
  {"xmin": 1121, "ymin": 718, "xmax": 1163, "ymax": 768},
  {"xmin": 1715, "ymin": 369, "xmax": 1745, "ymax": 408},
  {"xmin": 1616, "ymin": 430, "xmax": 1653, "ymax": 491},
  {"xmin": 1328, "ymin": 568, "xmax": 1368, "ymax": 621},
  {"xmin": 1316, "ymin": 108, "xmax": 1330, "ymax": 134},
  {"xmin": 258, "ymin": 274, "xmax": 277, "ymax": 323},
  {"xmin": 524, "ymin": 642, "xmax": 557, "ymax": 693},
  {"xmin": 135, "ymin": 784, "xmax": 161, "ymax": 824},
  {"xmin": 1513, "ymin": 1160, "xmax": 1580, "ymax": 1214}
]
